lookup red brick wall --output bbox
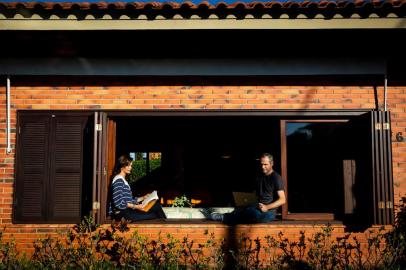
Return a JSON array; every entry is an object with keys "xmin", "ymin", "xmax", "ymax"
[
  {"xmin": 0, "ymin": 223, "xmax": 390, "ymax": 258},
  {"xmin": 0, "ymin": 82, "xmax": 405, "ymax": 253}
]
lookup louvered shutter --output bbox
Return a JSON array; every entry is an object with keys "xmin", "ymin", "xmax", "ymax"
[
  {"xmin": 14, "ymin": 113, "xmax": 90, "ymax": 223},
  {"xmin": 371, "ymin": 110, "xmax": 394, "ymax": 225},
  {"xmin": 346, "ymin": 110, "xmax": 394, "ymax": 225},
  {"xmin": 48, "ymin": 116, "xmax": 87, "ymax": 223},
  {"xmin": 14, "ymin": 116, "xmax": 50, "ymax": 223}
]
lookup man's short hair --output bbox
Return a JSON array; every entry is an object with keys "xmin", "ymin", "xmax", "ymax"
[{"xmin": 260, "ymin": 153, "xmax": 273, "ymax": 161}]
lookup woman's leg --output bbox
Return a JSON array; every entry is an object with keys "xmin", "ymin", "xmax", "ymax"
[
  {"xmin": 120, "ymin": 208, "xmax": 160, "ymax": 222},
  {"xmin": 149, "ymin": 201, "xmax": 167, "ymax": 219},
  {"xmin": 119, "ymin": 201, "xmax": 166, "ymax": 222}
]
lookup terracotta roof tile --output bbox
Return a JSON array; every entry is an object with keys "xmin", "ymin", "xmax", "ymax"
[
  {"xmin": 0, "ymin": 0, "xmax": 405, "ymax": 18},
  {"xmin": 0, "ymin": 0, "xmax": 404, "ymax": 10}
]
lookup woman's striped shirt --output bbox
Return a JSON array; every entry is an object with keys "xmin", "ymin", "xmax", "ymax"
[{"xmin": 111, "ymin": 175, "xmax": 138, "ymax": 210}]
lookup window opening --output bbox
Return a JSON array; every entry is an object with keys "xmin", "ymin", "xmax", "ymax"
[
  {"xmin": 285, "ymin": 121, "xmax": 347, "ymax": 215},
  {"xmin": 14, "ymin": 111, "xmax": 393, "ymax": 225},
  {"xmin": 113, "ymin": 116, "xmax": 280, "ymax": 209},
  {"xmin": 128, "ymin": 152, "xmax": 162, "ymax": 184},
  {"xmin": 103, "ymin": 111, "xmax": 392, "ymax": 225}
]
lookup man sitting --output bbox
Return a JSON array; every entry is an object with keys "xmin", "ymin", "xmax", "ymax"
[{"xmin": 203, "ymin": 153, "xmax": 286, "ymax": 224}]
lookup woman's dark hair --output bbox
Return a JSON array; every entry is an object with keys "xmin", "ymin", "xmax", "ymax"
[{"xmin": 112, "ymin": 154, "xmax": 133, "ymax": 177}]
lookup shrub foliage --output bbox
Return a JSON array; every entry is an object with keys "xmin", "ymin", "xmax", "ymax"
[{"xmin": 1, "ymin": 197, "xmax": 405, "ymax": 269}]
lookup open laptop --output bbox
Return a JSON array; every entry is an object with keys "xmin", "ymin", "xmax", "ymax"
[{"xmin": 232, "ymin": 192, "xmax": 258, "ymax": 207}]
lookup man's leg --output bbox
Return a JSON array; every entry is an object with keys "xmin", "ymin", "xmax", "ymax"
[
  {"xmin": 223, "ymin": 207, "xmax": 256, "ymax": 224},
  {"xmin": 205, "ymin": 206, "xmax": 275, "ymax": 224},
  {"xmin": 250, "ymin": 207, "xmax": 276, "ymax": 223}
]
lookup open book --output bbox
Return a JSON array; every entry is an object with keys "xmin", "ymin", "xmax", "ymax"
[{"xmin": 139, "ymin": 190, "xmax": 159, "ymax": 212}]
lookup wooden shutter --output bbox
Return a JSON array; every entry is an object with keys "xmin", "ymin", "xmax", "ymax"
[
  {"xmin": 95, "ymin": 116, "xmax": 117, "ymax": 224},
  {"xmin": 96, "ymin": 112, "xmax": 109, "ymax": 224},
  {"xmin": 14, "ymin": 112, "xmax": 90, "ymax": 223},
  {"xmin": 48, "ymin": 116, "xmax": 87, "ymax": 223},
  {"xmin": 14, "ymin": 116, "xmax": 50, "ymax": 223},
  {"xmin": 371, "ymin": 110, "xmax": 394, "ymax": 225},
  {"xmin": 345, "ymin": 110, "xmax": 394, "ymax": 225},
  {"xmin": 279, "ymin": 111, "xmax": 394, "ymax": 225}
]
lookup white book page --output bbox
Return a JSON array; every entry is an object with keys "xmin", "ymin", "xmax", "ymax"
[{"xmin": 141, "ymin": 190, "xmax": 158, "ymax": 208}]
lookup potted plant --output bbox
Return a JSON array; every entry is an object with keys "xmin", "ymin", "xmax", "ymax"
[
  {"xmin": 172, "ymin": 194, "xmax": 192, "ymax": 208},
  {"xmin": 163, "ymin": 194, "xmax": 207, "ymax": 218}
]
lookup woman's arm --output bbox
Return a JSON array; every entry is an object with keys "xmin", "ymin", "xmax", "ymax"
[
  {"xmin": 127, "ymin": 202, "xmax": 144, "ymax": 210},
  {"xmin": 129, "ymin": 193, "xmax": 150, "ymax": 209},
  {"xmin": 112, "ymin": 179, "xmax": 137, "ymax": 210}
]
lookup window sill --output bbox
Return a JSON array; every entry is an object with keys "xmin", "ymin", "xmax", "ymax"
[
  {"xmin": 162, "ymin": 207, "xmax": 233, "ymax": 219},
  {"xmin": 132, "ymin": 218, "xmax": 344, "ymax": 226}
]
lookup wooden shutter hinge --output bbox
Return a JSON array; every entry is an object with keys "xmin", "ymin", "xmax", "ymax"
[
  {"xmin": 93, "ymin": 201, "xmax": 100, "ymax": 210},
  {"xmin": 95, "ymin": 124, "xmax": 102, "ymax": 131},
  {"xmin": 386, "ymin": 201, "xmax": 393, "ymax": 209},
  {"xmin": 378, "ymin": 201, "xmax": 393, "ymax": 209},
  {"xmin": 96, "ymin": 168, "xmax": 106, "ymax": 176},
  {"xmin": 375, "ymin": 123, "xmax": 390, "ymax": 130}
]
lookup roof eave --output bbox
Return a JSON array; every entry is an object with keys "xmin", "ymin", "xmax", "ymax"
[{"xmin": 1, "ymin": 16, "xmax": 406, "ymax": 30}]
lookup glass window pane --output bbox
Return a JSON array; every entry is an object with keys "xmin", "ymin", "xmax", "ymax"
[
  {"xmin": 286, "ymin": 122, "xmax": 346, "ymax": 214},
  {"xmin": 149, "ymin": 152, "xmax": 162, "ymax": 172},
  {"xmin": 128, "ymin": 152, "xmax": 162, "ymax": 185},
  {"xmin": 129, "ymin": 152, "xmax": 147, "ymax": 184}
]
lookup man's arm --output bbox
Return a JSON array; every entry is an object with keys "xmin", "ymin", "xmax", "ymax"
[{"xmin": 258, "ymin": 190, "xmax": 286, "ymax": 212}]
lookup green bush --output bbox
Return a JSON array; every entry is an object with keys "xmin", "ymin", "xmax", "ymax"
[
  {"xmin": 0, "ymin": 196, "xmax": 405, "ymax": 269},
  {"xmin": 384, "ymin": 196, "xmax": 406, "ymax": 269},
  {"xmin": 128, "ymin": 158, "xmax": 161, "ymax": 184},
  {"xmin": 0, "ymin": 230, "xmax": 36, "ymax": 269}
]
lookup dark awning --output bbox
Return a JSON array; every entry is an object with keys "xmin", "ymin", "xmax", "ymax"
[{"xmin": 0, "ymin": 57, "xmax": 386, "ymax": 76}]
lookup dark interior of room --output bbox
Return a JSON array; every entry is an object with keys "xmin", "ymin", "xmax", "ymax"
[
  {"xmin": 111, "ymin": 113, "xmax": 373, "ymax": 222},
  {"xmin": 114, "ymin": 116, "xmax": 281, "ymax": 207}
]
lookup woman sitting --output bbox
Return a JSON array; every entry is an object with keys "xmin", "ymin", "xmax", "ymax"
[{"xmin": 110, "ymin": 154, "xmax": 166, "ymax": 222}]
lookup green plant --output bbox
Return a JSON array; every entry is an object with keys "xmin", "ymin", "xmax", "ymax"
[
  {"xmin": 1, "ymin": 197, "xmax": 406, "ymax": 270},
  {"xmin": 306, "ymin": 225, "xmax": 336, "ymax": 270},
  {"xmin": 278, "ymin": 230, "xmax": 310, "ymax": 270},
  {"xmin": 384, "ymin": 196, "xmax": 406, "ymax": 269},
  {"xmin": 263, "ymin": 234, "xmax": 280, "ymax": 268},
  {"xmin": 172, "ymin": 194, "xmax": 192, "ymax": 208},
  {"xmin": 0, "ymin": 229, "xmax": 35, "ymax": 269},
  {"xmin": 230, "ymin": 234, "xmax": 262, "ymax": 270},
  {"xmin": 32, "ymin": 215, "xmax": 113, "ymax": 269},
  {"xmin": 178, "ymin": 230, "xmax": 225, "ymax": 270}
]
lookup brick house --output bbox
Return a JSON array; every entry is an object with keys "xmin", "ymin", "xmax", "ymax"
[{"xmin": 0, "ymin": 0, "xmax": 405, "ymax": 253}]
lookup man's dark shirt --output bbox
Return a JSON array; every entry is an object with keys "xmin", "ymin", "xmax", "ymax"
[{"xmin": 255, "ymin": 171, "xmax": 284, "ymax": 206}]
